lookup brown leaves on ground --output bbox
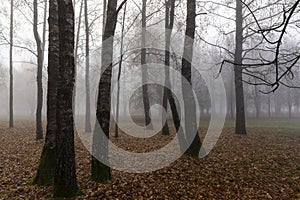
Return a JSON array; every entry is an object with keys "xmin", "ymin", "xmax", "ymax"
[{"xmin": 0, "ymin": 120, "xmax": 300, "ymax": 199}]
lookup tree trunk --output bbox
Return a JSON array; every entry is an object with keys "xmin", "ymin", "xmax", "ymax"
[
  {"xmin": 33, "ymin": 0, "xmax": 44, "ymax": 140},
  {"xmin": 162, "ymin": 0, "xmax": 174, "ymax": 135},
  {"xmin": 254, "ymin": 84, "xmax": 260, "ymax": 119},
  {"xmin": 91, "ymin": 0, "xmax": 124, "ymax": 182},
  {"xmin": 268, "ymin": 93, "xmax": 271, "ymax": 118},
  {"xmin": 102, "ymin": 0, "xmax": 107, "ymax": 36},
  {"xmin": 53, "ymin": 0, "xmax": 78, "ymax": 197},
  {"xmin": 288, "ymin": 89, "xmax": 292, "ymax": 119},
  {"xmin": 141, "ymin": 0, "xmax": 153, "ymax": 129},
  {"xmin": 84, "ymin": 0, "xmax": 92, "ymax": 132},
  {"xmin": 32, "ymin": 0, "xmax": 57, "ymax": 186},
  {"xmin": 229, "ymin": 69, "xmax": 234, "ymax": 119},
  {"xmin": 182, "ymin": 0, "xmax": 202, "ymax": 157},
  {"xmin": 9, "ymin": 0, "xmax": 14, "ymax": 129},
  {"xmin": 115, "ymin": 2, "xmax": 127, "ymax": 138},
  {"xmin": 74, "ymin": 0, "xmax": 84, "ymax": 115},
  {"xmin": 234, "ymin": 0, "xmax": 247, "ymax": 134}
]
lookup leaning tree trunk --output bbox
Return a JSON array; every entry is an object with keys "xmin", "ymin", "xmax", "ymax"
[
  {"xmin": 91, "ymin": 0, "xmax": 125, "ymax": 182},
  {"xmin": 141, "ymin": 0, "xmax": 153, "ymax": 129},
  {"xmin": 161, "ymin": 0, "xmax": 187, "ymax": 150},
  {"xmin": 32, "ymin": 0, "xmax": 57, "ymax": 186},
  {"xmin": 53, "ymin": 0, "xmax": 78, "ymax": 197},
  {"xmin": 33, "ymin": 0, "xmax": 44, "ymax": 140},
  {"xmin": 181, "ymin": 0, "xmax": 202, "ymax": 157},
  {"xmin": 9, "ymin": 0, "xmax": 14, "ymax": 129},
  {"xmin": 84, "ymin": 0, "xmax": 92, "ymax": 132},
  {"xmin": 234, "ymin": 0, "xmax": 247, "ymax": 134}
]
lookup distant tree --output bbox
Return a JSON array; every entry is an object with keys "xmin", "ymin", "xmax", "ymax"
[
  {"xmin": 115, "ymin": 2, "xmax": 127, "ymax": 138},
  {"xmin": 9, "ymin": 0, "xmax": 14, "ymax": 128},
  {"xmin": 74, "ymin": 0, "xmax": 84, "ymax": 114},
  {"xmin": 84, "ymin": 0, "xmax": 92, "ymax": 132},
  {"xmin": 53, "ymin": 0, "xmax": 78, "ymax": 197},
  {"xmin": 33, "ymin": 0, "xmax": 47, "ymax": 140},
  {"xmin": 141, "ymin": 0, "xmax": 153, "ymax": 129},
  {"xmin": 0, "ymin": 65, "xmax": 6, "ymax": 88}
]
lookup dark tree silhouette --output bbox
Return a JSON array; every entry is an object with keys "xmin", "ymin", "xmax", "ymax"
[
  {"xmin": 32, "ymin": 0, "xmax": 59, "ymax": 186},
  {"xmin": 141, "ymin": 0, "xmax": 153, "ymax": 129},
  {"xmin": 33, "ymin": 0, "xmax": 46, "ymax": 140},
  {"xmin": 91, "ymin": 0, "xmax": 127, "ymax": 182},
  {"xmin": 182, "ymin": 0, "xmax": 202, "ymax": 157},
  {"xmin": 53, "ymin": 0, "xmax": 78, "ymax": 197},
  {"xmin": 84, "ymin": 0, "xmax": 92, "ymax": 133},
  {"xmin": 234, "ymin": 0, "xmax": 247, "ymax": 135},
  {"xmin": 9, "ymin": 0, "xmax": 14, "ymax": 129}
]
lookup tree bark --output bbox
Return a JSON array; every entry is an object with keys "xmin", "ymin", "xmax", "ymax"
[
  {"xmin": 32, "ymin": 0, "xmax": 57, "ymax": 186},
  {"xmin": 9, "ymin": 0, "xmax": 14, "ymax": 129},
  {"xmin": 234, "ymin": 0, "xmax": 247, "ymax": 134},
  {"xmin": 53, "ymin": 0, "xmax": 78, "ymax": 197},
  {"xmin": 182, "ymin": 0, "xmax": 202, "ymax": 157},
  {"xmin": 84, "ymin": 0, "xmax": 92, "ymax": 132}
]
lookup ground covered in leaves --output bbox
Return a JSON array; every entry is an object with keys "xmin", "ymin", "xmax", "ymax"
[{"xmin": 0, "ymin": 120, "xmax": 300, "ymax": 199}]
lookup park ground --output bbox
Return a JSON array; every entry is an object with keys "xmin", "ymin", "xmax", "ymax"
[{"xmin": 0, "ymin": 118, "xmax": 300, "ymax": 199}]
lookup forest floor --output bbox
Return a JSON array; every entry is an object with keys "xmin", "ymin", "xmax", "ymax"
[{"xmin": 0, "ymin": 119, "xmax": 300, "ymax": 199}]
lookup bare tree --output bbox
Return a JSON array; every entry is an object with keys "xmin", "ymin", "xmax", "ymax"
[
  {"xmin": 115, "ymin": 2, "xmax": 127, "ymax": 138},
  {"xmin": 141, "ymin": 0, "xmax": 153, "ymax": 129},
  {"xmin": 32, "ymin": 0, "xmax": 58, "ymax": 186},
  {"xmin": 233, "ymin": 0, "xmax": 247, "ymax": 134},
  {"xmin": 33, "ymin": 0, "xmax": 47, "ymax": 140},
  {"xmin": 182, "ymin": 0, "xmax": 202, "ymax": 157},
  {"xmin": 73, "ymin": 0, "xmax": 84, "ymax": 114},
  {"xmin": 161, "ymin": 0, "xmax": 174, "ymax": 136},
  {"xmin": 9, "ymin": 0, "xmax": 14, "ymax": 128},
  {"xmin": 91, "ymin": 0, "xmax": 127, "ymax": 182},
  {"xmin": 84, "ymin": 0, "xmax": 92, "ymax": 132}
]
